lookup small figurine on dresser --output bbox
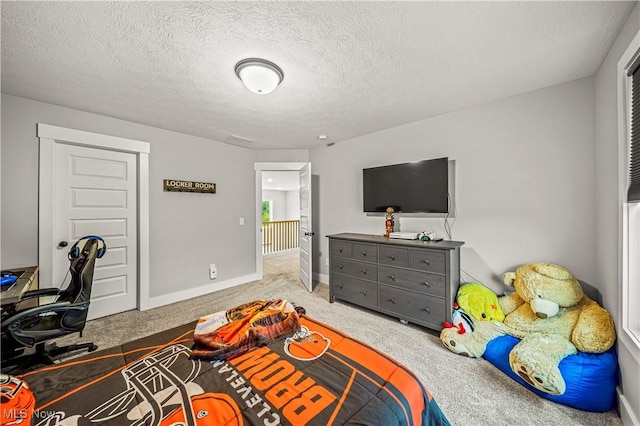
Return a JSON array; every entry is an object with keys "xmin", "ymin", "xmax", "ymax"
[{"xmin": 384, "ymin": 207, "xmax": 395, "ymax": 237}]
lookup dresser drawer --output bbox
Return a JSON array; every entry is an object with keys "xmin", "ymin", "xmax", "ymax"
[
  {"xmin": 331, "ymin": 275, "xmax": 377, "ymax": 307},
  {"xmin": 328, "ymin": 233, "xmax": 463, "ymax": 332},
  {"xmin": 378, "ymin": 246, "xmax": 409, "ymax": 268},
  {"xmin": 378, "ymin": 265, "xmax": 446, "ymax": 297},
  {"xmin": 378, "ymin": 285, "xmax": 446, "ymax": 327},
  {"xmin": 331, "ymin": 240, "xmax": 352, "ymax": 258},
  {"xmin": 409, "ymin": 249, "xmax": 446, "ymax": 274},
  {"xmin": 351, "ymin": 243, "xmax": 378, "ymax": 263},
  {"xmin": 332, "ymin": 258, "xmax": 378, "ymax": 281}
]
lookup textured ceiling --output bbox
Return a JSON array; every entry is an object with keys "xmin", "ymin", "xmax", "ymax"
[
  {"xmin": 1, "ymin": 1, "xmax": 636, "ymax": 149},
  {"xmin": 262, "ymin": 171, "xmax": 300, "ymax": 191}
]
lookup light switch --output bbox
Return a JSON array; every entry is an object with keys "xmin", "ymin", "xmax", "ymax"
[{"xmin": 239, "ymin": 217, "xmax": 245, "ymax": 225}]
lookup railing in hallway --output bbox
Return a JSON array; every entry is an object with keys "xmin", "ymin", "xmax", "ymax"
[{"xmin": 262, "ymin": 220, "xmax": 300, "ymax": 254}]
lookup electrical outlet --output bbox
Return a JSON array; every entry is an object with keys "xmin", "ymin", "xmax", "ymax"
[
  {"xmin": 209, "ymin": 264, "xmax": 217, "ymax": 279},
  {"xmin": 325, "ymin": 258, "xmax": 329, "ymax": 266},
  {"xmin": 239, "ymin": 217, "xmax": 245, "ymax": 225}
]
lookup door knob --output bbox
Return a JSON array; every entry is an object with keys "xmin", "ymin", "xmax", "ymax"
[{"xmin": 58, "ymin": 241, "xmax": 69, "ymax": 248}]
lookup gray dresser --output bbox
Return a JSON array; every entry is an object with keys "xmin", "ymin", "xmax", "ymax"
[{"xmin": 328, "ymin": 233, "xmax": 464, "ymax": 331}]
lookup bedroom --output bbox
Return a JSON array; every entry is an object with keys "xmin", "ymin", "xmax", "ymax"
[{"xmin": 1, "ymin": 1, "xmax": 639, "ymax": 425}]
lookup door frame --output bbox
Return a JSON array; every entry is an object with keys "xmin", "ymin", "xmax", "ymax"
[
  {"xmin": 254, "ymin": 162, "xmax": 306, "ymax": 280},
  {"xmin": 37, "ymin": 123, "xmax": 151, "ymax": 310}
]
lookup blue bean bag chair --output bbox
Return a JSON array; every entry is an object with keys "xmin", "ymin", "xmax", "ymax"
[{"xmin": 484, "ymin": 335, "xmax": 618, "ymax": 412}]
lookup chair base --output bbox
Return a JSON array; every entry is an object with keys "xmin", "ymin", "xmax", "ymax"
[{"xmin": 1, "ymin": 341, "xmax": 98, "ymax": 375}]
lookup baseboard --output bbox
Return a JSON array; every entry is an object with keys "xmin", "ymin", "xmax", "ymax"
[
  {"xmin": 618, "ymin": 389, "xmax": 640, "ymax": 426},
  {"xmin": 313, "ymin": 272, "xmax": 329, "ymax": 285},
  {"xmin": 140, "ymin": 273, "xmax": 259, "ymax": 311}
]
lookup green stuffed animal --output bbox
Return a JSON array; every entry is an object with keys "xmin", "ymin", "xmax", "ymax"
[
  {"xmin": 441, "ymin": 263, "xmax": 616, "ymax": 395},
  {"xmin": 456, "ymin": 282, "xmax": 505, "ymax": 323}
]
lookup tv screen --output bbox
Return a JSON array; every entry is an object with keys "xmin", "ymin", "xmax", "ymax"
[{"xmin": 363, "ymin": 157, "xmax": 449, "ymax": 213}]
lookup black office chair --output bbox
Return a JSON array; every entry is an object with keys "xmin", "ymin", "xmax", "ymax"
[{"xmin": 1, "ymin": 236, "xmax": 106, "ymax": 374}]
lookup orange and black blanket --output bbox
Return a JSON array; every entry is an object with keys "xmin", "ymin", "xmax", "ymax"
[
  {"xmin": 190, "ymin": 299, "xmax": 302, "ymax": 361},
  {"xmin": 17, "ymin": 308, "xmax": 450, "ymax": 425}
]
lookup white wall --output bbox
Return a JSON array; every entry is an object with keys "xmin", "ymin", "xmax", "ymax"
[
  {"xmin": 254, "ymin": 149, "xmax": 309, "ymax": 162},
  {"xmin": 262, "ymin": 189, "xmax": 301, "ymax": 221},
  {"xmin": 311, "ymin": 77, "xmax": 596, "ymax": 295},
  {"xmin": 594, "ymin": 3, "xmax": 640, "ymax": 424},
  {"xmin": 262, "ymin": 190, "xmax": 287, "ymax": 221},
  {"xmin": 285, "ymin": 190, "xmax": 300, "ymax": 220},
  {"xmin": 1, "ymin": 94, "xmax": 257, "ymax": 301}
]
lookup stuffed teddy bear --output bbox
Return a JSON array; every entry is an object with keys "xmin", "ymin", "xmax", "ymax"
[{"xmin": 440, "ymin": 263, "xmax": 616, "ymax": 396}]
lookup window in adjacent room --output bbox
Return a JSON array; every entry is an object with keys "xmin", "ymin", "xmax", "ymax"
[
  {"xmin": 619, "ymin": 30, "xmax": 640, "ymax": 346},
  {"xmin": 262, "ymin": 200, "xmax": 272, "ymax": 223}
]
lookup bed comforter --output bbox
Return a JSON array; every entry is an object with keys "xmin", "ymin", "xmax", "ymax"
[{"xmin": 18, "ymin": 314, "xmax": 449, "ymax": 425}]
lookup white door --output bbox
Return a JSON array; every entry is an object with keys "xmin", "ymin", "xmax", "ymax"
[
  {"xmin": 299, "ymin": 163, "xmax": 313, "ymax": 292},
  {"xmin": 54, "ymin": 143, "xmax": 138, "ymax": 319}
]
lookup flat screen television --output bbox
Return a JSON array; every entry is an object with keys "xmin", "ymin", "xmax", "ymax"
[{"xmin": 363, "ymin": 157, "xmax": 449, "ymax": 213}]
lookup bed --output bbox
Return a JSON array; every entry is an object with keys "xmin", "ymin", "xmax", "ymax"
[{"xmin": 18, "ymin": 311, "xmax": 449, "ymax": 425}]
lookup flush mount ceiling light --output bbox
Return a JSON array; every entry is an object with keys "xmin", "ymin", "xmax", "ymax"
[{"xmin": 234, "ymin": 58, "xmax": 284, "ymax": 95}]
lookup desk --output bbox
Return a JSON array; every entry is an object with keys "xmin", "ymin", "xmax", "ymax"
[{"xmin": 0, "ymin": 266, "xmax": 39, "ymax": 308}]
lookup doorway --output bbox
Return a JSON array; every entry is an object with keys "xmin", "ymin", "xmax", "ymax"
[
  {"xmin": 261, "ymin": 170, "xmax": 300, "ymax": 286},
  {"xmin": 254, "ymin": 162, "xmax": 312, "ymax": 291}
]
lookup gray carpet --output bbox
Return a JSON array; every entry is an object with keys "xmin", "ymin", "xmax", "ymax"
[{"xmin": 56, "ymin": 248, "xmax": 622, "ymax": 426}]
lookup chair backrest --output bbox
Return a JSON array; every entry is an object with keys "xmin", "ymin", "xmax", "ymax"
[{"xmin": 59, "ymin": 238, "xmax": 100, "ymax": 330}]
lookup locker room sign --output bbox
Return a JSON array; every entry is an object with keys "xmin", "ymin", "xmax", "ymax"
[{"xmin": 163, "ymin": 179, "xmax": 216, "ymax": 194}]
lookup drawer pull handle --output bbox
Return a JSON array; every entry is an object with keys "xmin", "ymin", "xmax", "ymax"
[
  {"xmin": 339, "ymin": 283, "xmax": 344, "ymax": 289},
  {"xmin": 389, "ymin": 275, "xmax": 396, "ymax": 281},
  {"xmin": 361, "ymin": 270, "xmax": 367, "ymax": 275},
  {"xmin": 339, "ymin": 248, "xmax": 343, "ymax": 253},
  {"xmin": 422, "ymin": 281, "xmax": 431, "ymax": 287},
  {"xmin": 422, "ymin": 259, "xmax": 430, "ymax": 265},
  {"xmin": 361, "ymin": 291, "xmax": 367, "ymax": 296},
  {"xmin": 362, "ymin": 251, "xmax": 367, "ymax": 256},
  {"xmin": 423, "ymin": 307, "xmax": 431, "ymax": 314},
  {"xmin": 389, "ymin": 298, "xmax": 396, "ymax": 304},
  {"xmin": 389, "ymin": 255, "xmax": 395, "ymax": 260},
  {"xmin": 339, "ymin": 264, "xmax": 343, "ymax": 270}
]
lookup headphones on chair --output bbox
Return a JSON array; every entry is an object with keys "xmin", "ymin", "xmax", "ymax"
[{"xmin": 68, "ymin": 235, "xmax": 107, "ymax": 260}]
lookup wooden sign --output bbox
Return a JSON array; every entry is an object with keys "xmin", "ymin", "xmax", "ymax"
[{"xmin": 163, "ymin": 179, "xmax": 216, "ymax": 194}]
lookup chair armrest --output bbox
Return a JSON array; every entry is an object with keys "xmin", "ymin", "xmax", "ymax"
[
  {"xmin": 0, "ymin": 289, "xmax": 59, "ymax": 312},
  {"xmin": 1, "ymin": 289, "xmax": 69, "ymax": 317},
  {"xmin": 1, "ymin": 301, "xmax": 87, "ymax": 329},
  {"xmin": 19, "ymin": 288, "xmax": 63, "ymax": 300}
]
